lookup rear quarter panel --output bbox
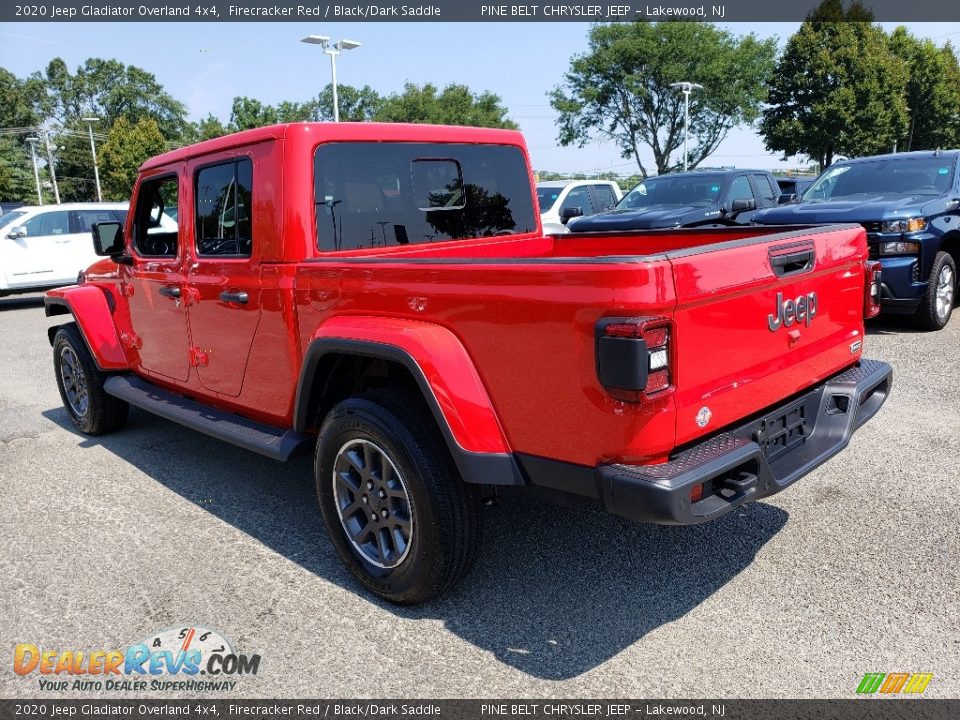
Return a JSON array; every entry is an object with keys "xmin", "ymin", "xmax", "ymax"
[{"xmin": 295, "ymin": 258, "xmax": 680, "ymax": 466}]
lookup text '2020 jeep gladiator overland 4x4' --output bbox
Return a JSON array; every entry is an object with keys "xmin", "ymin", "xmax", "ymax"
[{"xmin": 46, "ymin": 123, "xmax": 892, "ymax": 603}]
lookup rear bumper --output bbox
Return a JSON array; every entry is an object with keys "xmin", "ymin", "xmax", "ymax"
[{"xmin": 598, "ymin": 359, "xmax": 892, "ymax": 525}]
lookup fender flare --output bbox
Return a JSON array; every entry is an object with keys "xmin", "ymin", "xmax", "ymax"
[
  {"xmin": 295, "ymin": 316, "xmax": 524, "ymax": 487},
  {"xmin": 44, "ymin": 286, "xmax": 129, "ymax": 371}
]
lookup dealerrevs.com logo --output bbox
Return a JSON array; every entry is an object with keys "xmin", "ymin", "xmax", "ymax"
[{"xmin": 13, "ymin": 626, "xmax": 261, "ymax": 693}]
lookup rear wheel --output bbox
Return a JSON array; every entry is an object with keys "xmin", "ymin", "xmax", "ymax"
[
  {"xmin": 315, "ymin": 389, "xmax": 481, "ymax": 604},
  {"xmin": 914, "ymin": 252, "xmax": 955, "ymax": 330},
  {"xmin": 53, "ymin": 324, "xmax": 128, "ymax": 435}
]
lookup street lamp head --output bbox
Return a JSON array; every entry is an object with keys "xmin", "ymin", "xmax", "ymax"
[
  {"xmin": 26, "ymin": 137, "xmax": 39, "ymax": 143},
  {"xmin": 82, "ymin": 117, "xmax": 100, "ymax": 123},
  {"xmin": 301, "ymin": 35, "xmax": 331, "ymax": 47},
  {"xmin": 337, "ymin": 39, "xmax": 362, "ymax": 51}
]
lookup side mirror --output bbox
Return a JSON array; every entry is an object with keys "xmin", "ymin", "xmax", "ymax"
[
  {"xmin": 778, "ymin": 193, "xmax": 796, "ymax": 204},
  {"xmin": 730, "ymin": 198, "xmax": 756, "ymax": 213},
  {"xmin": 7, "ymin": 226, "xmax": 26, "ymax": 240},
  {"xmin": 948, "ymin": 198, "xmax": 960, "ymax": 212},
  {"xmin": 561, "ymin": 206, "xmax": 584, "ymax": 223},
  {"xmin": 91, "ymin": 222, "xmax": 124, "ymax": 257}
]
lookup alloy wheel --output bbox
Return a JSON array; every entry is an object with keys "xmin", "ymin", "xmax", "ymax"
[
  {"xmin": 935, "ymin": 264, "xmax": 955, "ymax": 321},
  {"xmin": 59, "ymin": 346, "xmax": 89, "ymax": 418},
  {"xmin": 332, "ymin": 439, "xmax": 414, "ymax": 569}
]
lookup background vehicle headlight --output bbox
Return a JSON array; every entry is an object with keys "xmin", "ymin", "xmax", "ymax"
[
  {"xmin": 879, "ymin": 241, "xmax": 922, "ymax": 255},
  {"xmin": 879, "ymin": 218, "xmax": 927, "ymax": 233}
]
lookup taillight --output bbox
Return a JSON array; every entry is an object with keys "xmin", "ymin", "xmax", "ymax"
[
  {"xmin": 596, "ymin": 317, "xmax": 673, "ymax": 401},
  {"xmin": 864, "ymin": 260, "xmax": 882, "ymax": 319}
]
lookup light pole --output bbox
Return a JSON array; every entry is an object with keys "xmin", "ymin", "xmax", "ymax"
[
  {"xmin": 669, "ymin": 81, "xmax": 703, "ymax": 172},
  {"xmin": 42, "ymin": 130, "xmax": 60, "ymax": 204},
  {"xmin": 301, "ymin": 35, "xmax": 362, "ymax": 122},
  {"xmin": 82, "ymin": 117, "xmax": 103, "ymax": 202},
  {"xmin": 26, "ymin": 136, "xmax": 43, "ymax": 205}
]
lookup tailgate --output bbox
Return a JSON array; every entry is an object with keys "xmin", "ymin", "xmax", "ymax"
[{"xmin": 669, "ymin": 225, "xmax": 868, "ymax": 447}]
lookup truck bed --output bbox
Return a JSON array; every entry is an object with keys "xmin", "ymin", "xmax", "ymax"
[
  {"xmin": 297, "ymin": 223, "xmax": 871, "ymax": 467},
  {"xmin": 309, "ymin": 224, "xmax": 842, "ymax": 262}
]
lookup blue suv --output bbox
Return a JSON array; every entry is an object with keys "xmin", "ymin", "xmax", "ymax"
[{"xmin": 754, "ymin": 150, "xmax": 960, "ymax": 330}]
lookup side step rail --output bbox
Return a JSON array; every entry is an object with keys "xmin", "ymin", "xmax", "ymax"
[{"xmin": 103, "ymin": 375, "xmax": 311, "ymax": 461}]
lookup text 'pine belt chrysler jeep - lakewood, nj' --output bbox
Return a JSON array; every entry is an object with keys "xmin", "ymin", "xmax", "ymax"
[{"xmin": 45, "ymin": 123, "xmax": 893, "ymax": 604}]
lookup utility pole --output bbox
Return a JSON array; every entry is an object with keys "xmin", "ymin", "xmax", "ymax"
[
  {"xmin": 83, "ymin": 117, "xmax": 103, "ymax": 201},
  {"xmin": 669, "ymin": 81, "xmax": 704, "ymax": 172},
  {"xmin": 42, "ymin": 131, "xmax": 60, "ymax": 204},
  {"xmin": 26, "ymin": 136, "xmax": 43, "ymax": 205}
]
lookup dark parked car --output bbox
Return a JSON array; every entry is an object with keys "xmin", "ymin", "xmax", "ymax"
[
  {"xmin": 754, "ymin": 150, "xmax": 959, "ymax": 330},
  {"xmin": 568, "ymin": 169, "xmax": 786, "ymax": 231}
]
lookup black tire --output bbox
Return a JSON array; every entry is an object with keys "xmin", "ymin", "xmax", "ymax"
[
  {"xmin": 315, "ymin": 389, "xmax": 481, "ymax": 604},
  {"xmin": 53, "ymin": 323, "xmax": 128, "ymax": 435},
  {"xmin": 914, "ymin": 251, "xmax": 956, "ymax": 331}
]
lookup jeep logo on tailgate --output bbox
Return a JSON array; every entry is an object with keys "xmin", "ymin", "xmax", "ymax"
[{"xmin": 768, "ymin": 291, "xmax": 818, "ymax": 331}]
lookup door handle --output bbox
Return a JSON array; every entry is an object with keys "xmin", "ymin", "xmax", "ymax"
[
  {"xmin": 219, "ymin": 291, "xmax": 248, "ymax": 304},
  {"xmin": 158, "ymin": 286, "xmax": 181, "ymax": 299}
]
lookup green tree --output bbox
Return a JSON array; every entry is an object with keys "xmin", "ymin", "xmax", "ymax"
[
  {"xmin": 0, "ymin": 68, "xmax": 50, "ymax": 202},
  {"xmin": 44, "ymin": 58, "xmax": 186, "ymax": 137},
  {"xmin": 550, "ymin": 21, "xmax": 776, "ymax": 177},
  {"xmin": 315, "ymin": 83, "xmax": 383, "ymax": 122},
  {"xmin": 184, "ymin": 113, "xmax": 231, "ymax": 143},
  {"xmin": 374, "ymin": 83, "xmax": 517, "ymax": 128},
  {"xmin": 98, "ymin": 117, "xmax": 167, "ymax": 200},
  {"xmin": 760, "ymin": 1, "xmax": 909, "ymax": 168},
  {"xmin": 889, "ymin": 27, "xmax": 960, "ymax": 151},
  {"xmin": 228, "ymin": 96, "xmax": 280, "ymax": 131},
  {"xmin": 40, "ymin": 58, "xmax": 186, "ymax": 200}
]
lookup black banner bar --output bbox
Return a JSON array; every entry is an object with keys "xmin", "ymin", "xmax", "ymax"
[
  {"xmin": 4, "ymin": 1, "xmax": 960, "ymax": 23},
  {"xmin": 1, "ymin": 700, "xmax": 958, "ymax": 720}
]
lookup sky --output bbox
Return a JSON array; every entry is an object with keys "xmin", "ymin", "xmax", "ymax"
[{"xmin": 2, "ymin": 20, "xmax": 959, "ymax": 180}]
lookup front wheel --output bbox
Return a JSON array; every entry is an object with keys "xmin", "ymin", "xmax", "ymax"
[
  {"xmin": 315, "ymin": 389, "xmax": 481, "ymax": 604},
  {"xmin": 53, "ymin": 323, "xmax": 128, "ymax": 435},
  {"xmin": 914, "ymin": 251, "xmax": 956, "ymax": 330}
]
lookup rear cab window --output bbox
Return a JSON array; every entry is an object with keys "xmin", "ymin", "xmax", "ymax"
[{"xmin": 314, "ymin": 143, "xmax": 537, "ymax": 251}]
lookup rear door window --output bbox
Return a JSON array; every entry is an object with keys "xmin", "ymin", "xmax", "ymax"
[
  {"xmin": 561, "ymin": 186, "xmax": 593, "ymax": 216},
  {"xmin": 751, "ymin": 174, "xmax": 779, "ymax": 208},
  {"xmin": 195, "ymin": 158, "xmax": 253, "ymax": 257},
  {"xmin": 591, "ymin": 185, "xmax": 617, "ymax": 211},
  {"xmin": 71, "ymin": 209, "xmax": 121, "ymax": 233},
  {"xmin": 314, "ymin": 142, "xmax": 536, "ymax": 251},
  {"xmin": 23, "ymin": 210, "xmax": 70, "ymax": 238}
]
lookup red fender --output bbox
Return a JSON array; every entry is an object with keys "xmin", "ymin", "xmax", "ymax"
[
  {"xmin": 304, "ymin": 316, "xmax": 510, "ymax": 455},
  {"xmin": 45, "ymin": 286, "xmax": 129, "ymax": 371}
]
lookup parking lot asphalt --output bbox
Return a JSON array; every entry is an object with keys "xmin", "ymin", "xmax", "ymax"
[{"xmin": 1, "ymin": 292, "xmax": 958, "ymax": 699}]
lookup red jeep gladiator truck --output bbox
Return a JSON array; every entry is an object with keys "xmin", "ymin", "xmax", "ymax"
[{"xmin": 45, "ymin": 123, "xmax": 892, "ymax": 604}]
